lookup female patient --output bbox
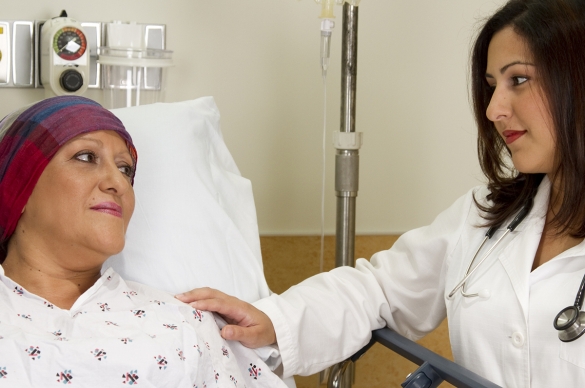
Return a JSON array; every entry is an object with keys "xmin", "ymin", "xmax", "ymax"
[{"xmin": 0, "ymin": 96, "xmax": 284, "ymax": 387}]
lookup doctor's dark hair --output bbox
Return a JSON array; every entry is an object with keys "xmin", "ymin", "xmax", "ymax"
[{"xmin": 471, "ymin": 0, "xmax": 585, "ymax": 237}]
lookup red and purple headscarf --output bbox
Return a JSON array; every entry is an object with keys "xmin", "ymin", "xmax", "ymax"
[{"xmin": 0, "ymin": 95, "xmax": 137, "ymax": 249}]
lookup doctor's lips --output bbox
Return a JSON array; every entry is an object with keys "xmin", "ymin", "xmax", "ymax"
[
  {"xmin": 91, "ymin": 202, "xmax": 123, "ymax": 218},
  {"xmin": 502, "ymin": 129, "xmax": 527, "ymax": 144}
]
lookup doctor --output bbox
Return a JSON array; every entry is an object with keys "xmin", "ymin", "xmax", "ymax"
[{"xmin": 177, "ymin": 0, "xmax": 585, "ymax": 386}]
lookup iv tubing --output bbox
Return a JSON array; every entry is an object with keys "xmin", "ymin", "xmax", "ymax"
[
  {"xmin": 320, "ymin": 74, "xmax": 327, "ymax": 274},
  {"xmin": 318, "ymin": 0, "xmax": 335, "ymax": 273}
]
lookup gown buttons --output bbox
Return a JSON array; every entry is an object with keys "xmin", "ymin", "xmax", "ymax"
[{"xmin": 512, "ymin": 331, "xmax": 525, "ymax": 348}]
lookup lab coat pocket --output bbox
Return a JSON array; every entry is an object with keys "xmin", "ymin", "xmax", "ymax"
[{"xmin": 559, "ymin": 340, "xmax": 585, "ymax": 369}]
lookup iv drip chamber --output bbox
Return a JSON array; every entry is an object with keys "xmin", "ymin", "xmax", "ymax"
[{"xmin": 319, "ymin": 0, "xmax": 336, "ymax": 19}]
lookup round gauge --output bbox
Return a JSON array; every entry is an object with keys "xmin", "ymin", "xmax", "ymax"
[{"xmin": 52, "ymin": 27, "xmax": 87, "ymax": 61}]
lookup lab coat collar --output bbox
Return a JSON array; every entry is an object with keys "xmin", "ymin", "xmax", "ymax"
[
  {"xmin": 523, "ymin": 176, "xmax": 585, "ymax": 266},
  {"xmin": 497, "ymin": 176, "xmax": 585, "ymax": 320},
  {"xmin": 497, "ymin": 177, "xmax": 550, "ymax": 322},
  {"xmin": 504, "ymin": 176, "xmax": 550, "ymax": 233}
]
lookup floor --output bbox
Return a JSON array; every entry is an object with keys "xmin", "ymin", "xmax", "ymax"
[{"xmin": 260, "ymin": 235, "xmax": 454, "ymax": 388}]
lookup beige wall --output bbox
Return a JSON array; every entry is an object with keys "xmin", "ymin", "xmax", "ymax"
[{"xmin": 0, "ymin": 0, "xmax": 506, "ymax": 235}]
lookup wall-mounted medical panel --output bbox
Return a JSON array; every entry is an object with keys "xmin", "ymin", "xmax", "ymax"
[
  {"xmin": 0, "ymin": 21, "xmax": 35, "ymax": 87},
  {"xmin": 144, "ymin": 25, "xmax": 167, "ymax": 91},
  {"xmin": 0, "ymin": 21, "xmax": 9, "ymax": 85},
  {"xmin": 34, "ymin": 21, "xmax": 102, "ymax": 89},
  {"xmin": 81, "ymin": 22, "xmax": 102, "ymax": 88},
  {"xmin": 13, "ymin": 21, "xmax": 34, "ymax": 87},
  {"xmin": 0, "ymin": 19, "xmax": 165, "ymax": 89}
]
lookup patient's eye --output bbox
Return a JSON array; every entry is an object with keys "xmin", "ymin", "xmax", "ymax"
[
  {"xmin": 74, "ymin": 150, "xmax": 97, "ymax": 163},
  {"xmin": 118, "ymin": 164, "xmax": 135, "ymax": 178}
]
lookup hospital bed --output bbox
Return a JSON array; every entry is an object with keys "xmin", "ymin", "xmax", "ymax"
[{"xmin": 102, "ymin": 97, "xmax": 500, "ymax": 388}]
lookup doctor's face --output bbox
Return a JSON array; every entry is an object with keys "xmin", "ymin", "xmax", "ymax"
[{"xmin": 485, "ymin": 26, "xmax": 556, "ymax": 175}]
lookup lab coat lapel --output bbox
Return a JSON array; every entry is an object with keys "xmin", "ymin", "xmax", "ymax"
[
  {"xmin": 497, "ymin": 223, "xmax": 543, "ymax": 321},
  {"xmin": 497, "ymin": 179, "xmax": 550, "ymax": 322}
]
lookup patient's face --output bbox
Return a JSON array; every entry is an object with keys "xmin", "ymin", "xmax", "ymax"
[{"xmin": 18, "ymin": 130, "xmax": 135, "ymax": 270}]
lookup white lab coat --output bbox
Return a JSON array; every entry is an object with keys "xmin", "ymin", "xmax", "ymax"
[{"xmin": 254, "ymin": 177, "xmax": 585, "ymax": 387}]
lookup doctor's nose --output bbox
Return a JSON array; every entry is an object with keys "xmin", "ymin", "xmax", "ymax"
[{"xmin": 486, "ymin": 87, "xmax": 511, "ymax": 122}]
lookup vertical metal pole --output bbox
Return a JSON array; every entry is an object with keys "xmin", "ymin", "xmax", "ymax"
[
  {"xmin": 335, "ymin": 2, "xmax": 359, "ymax": 270},
  {"xmin": 329, "ymin": 3, "xmax": 359, "ymax": 388}
]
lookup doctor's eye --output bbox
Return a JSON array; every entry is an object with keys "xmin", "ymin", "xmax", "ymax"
[
  {"xmin": 512, "ymin": 76, "xmax": 528, "ymax": 86},
  {"xmin": 74, "ymin": 150, "xmax": 97, "ymax": 164}
]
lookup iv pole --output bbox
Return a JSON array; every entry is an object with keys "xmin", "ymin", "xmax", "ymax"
[
  {"xmin": 335, "ymin": 2, "xmax": 360, "ymax": 271},
  {"xmin": 329, "ymin": 2, "xmax": 361, "ymax": 388}
]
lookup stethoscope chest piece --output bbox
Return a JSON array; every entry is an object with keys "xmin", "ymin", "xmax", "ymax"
[{"xmin": 554, "ymin": 306, "xmax": 585, "ymax": 342}]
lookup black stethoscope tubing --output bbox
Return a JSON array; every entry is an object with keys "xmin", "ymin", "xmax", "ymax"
[
  {"xmin": 447, "ymin": 192, "xmax": 585, "ymax": 342},
  {"xmin": 447, "ymin": 197, "xmax": 533, "ymax": 299}
]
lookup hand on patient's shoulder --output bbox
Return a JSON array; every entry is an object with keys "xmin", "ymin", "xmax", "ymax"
[{"xmin": 176, "ymin": 287, "xmax": 276, "ymax": 348}]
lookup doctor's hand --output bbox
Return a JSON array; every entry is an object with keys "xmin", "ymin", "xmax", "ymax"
[{"xmin": 176, "ymin": 287, "xmax": 276, "ymax": 349}]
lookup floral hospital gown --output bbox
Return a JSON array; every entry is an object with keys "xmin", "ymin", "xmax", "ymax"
[{"xmin": 0, "ymin": 266, "xmax": 286, "ymax": 387}]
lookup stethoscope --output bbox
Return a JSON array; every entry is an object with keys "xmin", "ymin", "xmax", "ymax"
[{"xmin": 447, "ymin": 193, "xmax": 585, "ymax": 342}]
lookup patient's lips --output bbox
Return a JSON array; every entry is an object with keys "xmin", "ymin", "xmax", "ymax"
[
  {"xmin": 502, "ymin": 129, "xmax": 527, "ymax": 144},
  {"xmin": 91, "ymin": 202, "xmax": 123, "ymax": 218}
]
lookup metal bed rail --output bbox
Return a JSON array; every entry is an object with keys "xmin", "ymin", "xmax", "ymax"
[{"xmin": 328, "ymin": 328, "xmax": 502, "ymax": 388}]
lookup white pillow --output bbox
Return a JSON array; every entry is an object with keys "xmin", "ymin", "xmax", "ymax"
[{"xmin": 103, "ymin": 98, "xmax": 271, "ymax": 303}]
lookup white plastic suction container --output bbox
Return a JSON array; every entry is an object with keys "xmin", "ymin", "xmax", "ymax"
[{"xmin": 98, "ymin": 22, "xmax": 173, "ymax": 108}]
